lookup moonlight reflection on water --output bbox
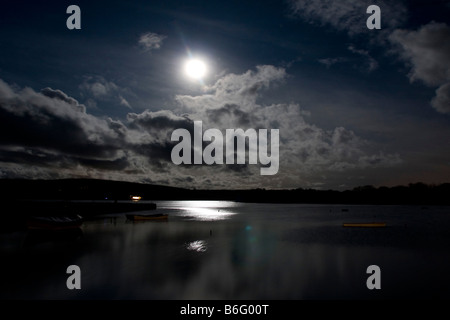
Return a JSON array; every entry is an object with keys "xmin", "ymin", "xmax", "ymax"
[{"xmin": 185, "ymin": 240, "xmax": 208, "ymax": 252}]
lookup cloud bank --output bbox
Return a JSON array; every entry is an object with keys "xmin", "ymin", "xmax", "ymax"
[
  {"xmin": 0, "ymin": 65, "xmax": 400, "ymax": 189},
  {"xmin": 390, "ymin": 22, "xmax": 450, "ymax": 114}
]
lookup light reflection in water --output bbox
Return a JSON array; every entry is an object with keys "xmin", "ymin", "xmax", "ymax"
[
  {"xmin": 171, "ymin": 201, "xmax": 238, "ymax": 208},
  {"xmin": 185, "ymin": 240, "xmax": 208, "ymax": 252},
  {"xmin": 156, "ymin": 200, "xmax": 239, "ymax": 221},
  {"xmin": 179, "ymin": 207, "xmax": 237, "ymax": 221}
]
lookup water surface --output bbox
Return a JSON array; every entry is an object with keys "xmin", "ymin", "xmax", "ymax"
[{"xmin": 1, "ymin": 201, "xmax": 450, "ymax": 299}]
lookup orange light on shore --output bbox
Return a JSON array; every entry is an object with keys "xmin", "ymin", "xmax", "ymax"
[{"xmin": 131, "ymin": 196, "xmax": 142, "ymax": 201}]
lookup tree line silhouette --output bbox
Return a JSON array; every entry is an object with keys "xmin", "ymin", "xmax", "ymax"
[{"xmin": 0, "ymin": 179, "xmax": 449, "ymax": 205}]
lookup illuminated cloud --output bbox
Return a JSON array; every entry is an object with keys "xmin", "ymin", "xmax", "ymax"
[
  {"xmin": 80, "ymin": 75, "xmax": 133, "ymax": 110},
  {"xmin": 138, "ymin": 32, "xmax": 167, "ymax": 51},
  {"xmin": 390, "ymin": 22, "xmax": 450, "ymax": 113},
  {"xmin": 0, "ymin": 67, "xmax": 401, "ymax": 189}
]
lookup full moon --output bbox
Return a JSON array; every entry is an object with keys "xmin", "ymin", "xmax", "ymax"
[{"xmin": 185, "ymin": 59, "xmax": 207, "ymax": 80}]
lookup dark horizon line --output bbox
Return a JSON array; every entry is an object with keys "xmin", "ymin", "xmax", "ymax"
[
  {"xmin": 0, "ymin": 176, "xmax": 448, "ymax": 192},
  {"xmin": 0, "ymin": 177, "xmax": 449, "ymax": 205}
]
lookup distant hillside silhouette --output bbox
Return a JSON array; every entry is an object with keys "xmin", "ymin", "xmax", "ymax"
[{"xmin": 0, "ymin": 179, "xmax": 449, "ymax": 205}]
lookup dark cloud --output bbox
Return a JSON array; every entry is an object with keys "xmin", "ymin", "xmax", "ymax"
[
  {"xmin": 77, "ymin": 157, "xmax": 130, "ymax": 171},
  {"xmin": 129, "ymin": 141, "xmax": 176, "ymax": 168},
  {"xmin": 0, "ymin": 148, "xmax": 74, "ymax": 168},
  {"xmin": 432, "ymin": 82, "xmax": 450, "ymax": 114},
  {"xmin": 239, "ymin": 81, "xmax": 265, "ymax": 96},
  {"xmin": 128, "ymin": 110, "xmax": 193, "ymax": 132},
  {"xmin": 175, "ymin": 66, "xmax": 401, "ymax": 185},
  {"xmin": 288, "ymin": 0, "xmax": 407, "ymax": 36},
  {"xmin": 79, "ymin": 76, "xmax": 120, "ymax": 98},
  {"xmin": 318, "ymin": 57, "xmax": 348, "ymax": 68},
  {"xmin": 107, "ymin": 118, "xmax": 128, "ymax": 139},
  {"xmin": 0, "ymin": 80, "xmax": 192, "ymax": 178},
  {"xmin": 0, "ymin": 82, "xmax": 118, "ymax": 159},
  {"xmin": 126, "ymin": 110, "xmax": 195, "ymax": 166},
  {"xmin": 390, "ymin": 22, "xmax": 450, "ymax": 87},
  {"xmin": 79, "ymin": 75, "xmax": 133, "ymax": 110},
  {"xmin": 390, "ymin": 22, "xmax": 450, "ymax": 113},
  {"xmin": 347, "ymin": 45, "xmax": 378, "ymax": 72},
  {"xmin": 41, "ymin": 87, "xmax": 86, "ymax": 112},
  {"xmin": 205, "ymin": 104, "xmax": 252, "ymax": 127},
  {"xmin": 0, "ymin": 79, "xmax": 161, "ymax": 180}
]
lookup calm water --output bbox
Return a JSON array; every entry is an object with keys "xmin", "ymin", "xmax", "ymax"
[{"xmin": 1, "ymin": 201, "xmax": 450, "ymax": 299}]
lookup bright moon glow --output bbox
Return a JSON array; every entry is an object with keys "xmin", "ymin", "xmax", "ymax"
[{"xmin": 185, "ymin": 59, "xmax": 207, "ymax": 80}]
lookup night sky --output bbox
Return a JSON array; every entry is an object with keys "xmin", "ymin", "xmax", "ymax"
[{"xmin": 0, "ymin": 0, "xmax": 449, "ymax": 190}]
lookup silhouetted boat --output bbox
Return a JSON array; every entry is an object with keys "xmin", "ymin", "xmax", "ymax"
[
  {"xmin": 126, "ymin": 213, "xmax": 168, "ymax": 221},
  {"xmin": 343, "ymin": 222, "xmax": 386, "ymax": 228},
  {"xmin": 27, "ymin": 215, "xmax": 83, "ymax": 231}
]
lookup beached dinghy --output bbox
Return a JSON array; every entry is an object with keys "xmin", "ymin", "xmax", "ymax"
[{"xmin": 27, "ymin": 215, "xmax": 83, "ymax": 231}]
